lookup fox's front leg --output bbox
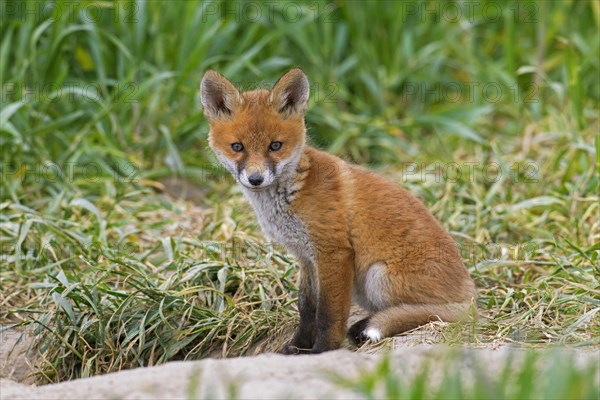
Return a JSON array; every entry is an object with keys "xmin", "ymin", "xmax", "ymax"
[
  {"xmin": 311, "ymin": 247, "xmax": 354, "ymax": 354},
  {"xmin": 281, "ymin": 262, "xmax": 316, "ymax": 354}
]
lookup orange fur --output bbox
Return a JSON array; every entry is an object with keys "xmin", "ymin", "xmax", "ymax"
[{"xmin": 201, "ymin": 68, "xmax": 477, "ymax": 354}]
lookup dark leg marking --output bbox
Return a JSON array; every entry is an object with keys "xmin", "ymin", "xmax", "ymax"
[{"xmin": 347, "ymin": 317, "xmax": 371, "ymax": 346}]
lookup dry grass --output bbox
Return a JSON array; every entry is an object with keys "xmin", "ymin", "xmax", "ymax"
[{"xmin": 0, "ymin": 0, "xmax": 598, "ymax": 385}]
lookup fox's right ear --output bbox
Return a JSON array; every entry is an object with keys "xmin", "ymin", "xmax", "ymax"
[
  {"xmin": 270, "ymin": 68, "xmax": 310, "ymax": 118},
  {"xmin": 200, "ymin": 70, "xmax": 243, "ymax": 120}
]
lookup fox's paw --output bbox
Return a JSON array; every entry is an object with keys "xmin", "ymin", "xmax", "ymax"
[
  {"xmin": 347, "ymin": 317, "xmax": 371, "ymax": 345},
  {"xmin": 309, "ymin": 345, "xmax": 333, "ymax": 354},
  {"xmin": 348, "ymin": 318, "xmax": 384, "ymax": 345},
  {"xmin": 280, "ymin": 342, "xmax": 311, "ymax": 355}
]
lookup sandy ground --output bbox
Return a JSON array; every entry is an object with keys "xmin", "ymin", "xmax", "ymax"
[
  {"xmin": 2, "ymin": 192, "xmax": 598, "ymax": 399},
  {"xmin": 1, "ymin": 324, "xmax": 598, "ymax": 400},
  {"xmin": 0, "ymin": 328, "xmax": 36, "ymax": 386}
]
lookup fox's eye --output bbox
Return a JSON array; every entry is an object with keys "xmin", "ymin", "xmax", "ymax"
[
  {"xmin": 231, "ymin": 143, "xmax": 244, "ymax": 152},
  {"xmin": 269, "ymin": 141, "xmax": 282, "ymax": 152}
]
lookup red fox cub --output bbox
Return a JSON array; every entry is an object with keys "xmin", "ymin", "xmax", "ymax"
[{"xmin": 200, "ymin": 68, "xmax": 477, "ymax": 354}]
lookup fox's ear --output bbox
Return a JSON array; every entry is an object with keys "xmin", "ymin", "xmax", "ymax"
[
  {"xmin": 270, "ymin": 68, "xmax": 309, "ymax": 118},
  {"xmin": 200, "ymin": 70, "xmax": 243, "ymax": 120}
]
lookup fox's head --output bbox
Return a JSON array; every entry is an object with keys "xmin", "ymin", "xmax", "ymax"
[{"xmin": 200, "ymin": 68, "xmax": 309, "ymax": 191}]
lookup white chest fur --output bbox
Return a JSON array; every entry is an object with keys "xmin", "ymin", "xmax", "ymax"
[{"xmin": 242, "ymin": 185, "xmax": 315, "ymax": 266}]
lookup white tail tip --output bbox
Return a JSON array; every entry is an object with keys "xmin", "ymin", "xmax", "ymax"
[{"xmin": 363, "ymin": 327, "xmax": 383, "ymax": 342}]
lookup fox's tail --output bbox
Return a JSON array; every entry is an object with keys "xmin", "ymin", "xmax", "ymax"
[{"xmin": 353, "ymin": 302, "xmax": 476, "ymax": 343}]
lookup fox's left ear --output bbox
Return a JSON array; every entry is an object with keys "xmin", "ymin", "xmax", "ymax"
[
  {"xmin": 270, "ymin": 68, "xmax": 309, "ymax": 118},
  {"xmin": 200, "ymin": 70, "xmax": 243, "ymax": 120}
]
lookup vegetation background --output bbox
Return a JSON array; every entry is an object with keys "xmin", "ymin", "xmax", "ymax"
[{"xmin": 0, "ymin": 0, "xmax": 598, "ymax": 396}]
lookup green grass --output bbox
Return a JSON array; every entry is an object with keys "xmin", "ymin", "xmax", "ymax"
[
  {"xmin": 332, "ymin": 349, "xmax": 600, "ymax": 400},
  {"xmin": 0, "ymin": 0, "xmax": 599, "ymax": 385}
]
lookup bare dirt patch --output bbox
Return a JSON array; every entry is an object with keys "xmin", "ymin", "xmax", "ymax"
[{"xmin": 2, "ymin": 344, "xmax": 598, "ymax": 400}]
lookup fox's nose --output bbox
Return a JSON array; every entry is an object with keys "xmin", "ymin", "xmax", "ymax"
[{"xmin": 248, "ymin": 173, "xmax": 264, "ymax": 186}]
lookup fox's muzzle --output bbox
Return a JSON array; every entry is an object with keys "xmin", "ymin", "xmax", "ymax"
[{"xmin": 247, "ymin": 173, "xmax": 264, "ymax": 186}]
